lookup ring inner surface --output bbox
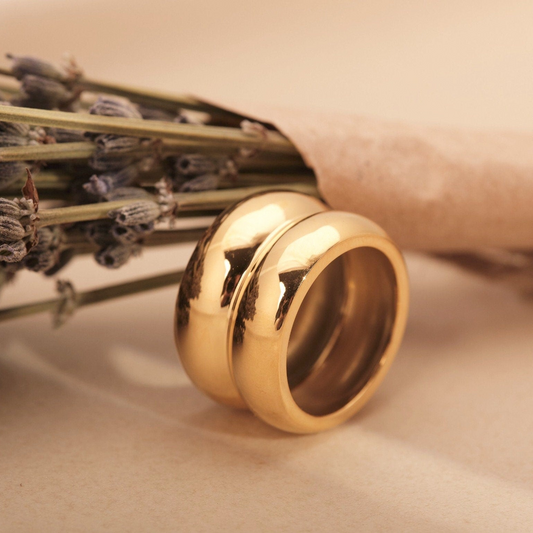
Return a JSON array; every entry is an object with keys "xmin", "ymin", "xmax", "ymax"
[{"xmin": 287, "ymin": 247, "xmax": 397, "ymax": 416}]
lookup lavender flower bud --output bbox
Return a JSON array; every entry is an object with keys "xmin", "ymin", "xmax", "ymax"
[
  {"xmin": 4, "ymin": 197, "xmax": 36, "ymax": 219},
  {"xmin": 0, "ymin": 121, "xmax": 30, "ymax": 147},
  {"xmin": 94, "ymin": 134, "xmax": 141, "ymax": 155},
  {"xmin": 32, "ymin": 226, "xmax": 63, "ymax": 253},
  {"xmin": 0, "ymin": 216, "xmax": 26, "ymax": 242},
  {"xmin": 88, "ymin": 136, "xmax": 141, "ymax": 171},
  {"xmin": 7, "ymin": 54, "xmax": 65, "ymax": 81},
  {"xmin": 176, "ymin": 154, "xmax": 219, "ymax": 177},
  {"xmin": 44, "ymin": 248, "xmax": 74, "ymax": 276},
  {"xmin": 135, "ymin": 222, "xmax": 154, "ymax": 233},
  {"xmin": 0, "ymin": 240, "xmax": 27, "ymax": 263},
  {"xmin": 179, "ymin": 173, "xmax": 221, "ymax": 192},
  {"xmin": 108, "ymin": 201, "xmax": 161, "ymax": 226},
  {"xmin": 0, "ymin": 198, "xmax": 23, "ymax": 218},
  {"xmin": 138, "ymin": 106, "xmax": 176, "ymax": 121},
  {"xmin": 110, "ymin": 224, "xmax": 138, "ymax": 245},
  {"xmin": 94, "ymin": 243, "xmax": 140, "ymax": 269},
  {"xmin": 83, "ymin": 175, "xmax": 110, "ymax": 197},
  {"xmin": 89, "ymin": 96, "xmax": 142, "ymax": 120},
  {"xmin": 19, "ymin": 75, "xmax": 73, "ymax": 108},
  {"xmin": 83, "ymin": 165, "xmax": 140, "ymax": 196},
  {"xmin": 23, "ymin": 249, "xmax": 57, "ymax": 272},
  {"xmin": 0, "ymin": 161, "xmax": 28, "ymax": 191},
  {"xmin": 47, "ymin": 128, "xmax": 85, "ymax": 143},
  {"xmin": 84, "ymin": 220, "xmax": 115, "ymax": 246},
  {"xmin": 111, "ymin": 221, "xmax": 154, "ymax": 244}
]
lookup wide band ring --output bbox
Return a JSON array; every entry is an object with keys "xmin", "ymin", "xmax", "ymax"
[{"xmin": 175, "ymin": 191, "xmax": 409, "ymax": 433}]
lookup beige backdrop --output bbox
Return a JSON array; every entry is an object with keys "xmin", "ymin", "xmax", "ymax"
[{"xmin": 1, "ymin": 1, "xmax": 533, "ymax": 531}]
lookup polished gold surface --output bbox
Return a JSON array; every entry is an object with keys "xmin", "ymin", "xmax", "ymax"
[
  {"xmin": 175, "ymin": 191, "xmax": 327, "ymax": 408},
  {"xmin": 175, "ymin": 191, "xmax": 409, "ymax": 433}
]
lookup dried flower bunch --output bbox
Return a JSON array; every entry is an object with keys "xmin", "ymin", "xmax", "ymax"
[
  {"xmin": 0, "ymin": 54, "xmax": 530, "ymax": 325},
  {"xmin": 0, "ymin": 54, "xmax": 317, "ymax": 324}
]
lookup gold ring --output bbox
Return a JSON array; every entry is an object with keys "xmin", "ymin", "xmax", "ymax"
[{"xmin": 175, "ymin": 191, "xmax": 409, "ymax": 433}]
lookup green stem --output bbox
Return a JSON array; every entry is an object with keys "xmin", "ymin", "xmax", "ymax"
[
  {"xmin": 0, "ymin": 270, "xmax": 184, "ymax": 323},
  {"xmin": 0, "ymin": 104, "xmax": 297, "ymax": 154},
  {"xmin": 35, "ymin": 183, "xmax": 320, "ymax": 228},
  {"xmin": 175, "ymin": 182, "xmax": 319, "ymax": 210},
  {"xmin": 0, "ymin": 139, "xmax": 309, "ymax": 163},
  {"xmin": 0, "ymin": 142, "xmax": 95, "ymax": 162},
  {"xmin": 2, "ymin": 171, "xmax": 314, "ymax": 199}
]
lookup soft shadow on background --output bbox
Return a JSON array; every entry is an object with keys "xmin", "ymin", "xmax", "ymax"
[{"xmin": 1, "ymin": 1, "xmax": 533, "ymax": 531}]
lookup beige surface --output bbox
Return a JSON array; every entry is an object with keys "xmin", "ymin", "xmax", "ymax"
[{"xmin": 1, "ymin": 1, "xmax": 533, "ymax": 531}]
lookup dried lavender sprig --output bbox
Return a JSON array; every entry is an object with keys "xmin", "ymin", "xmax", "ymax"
[
  {"xmin": 1, "ymin": 169, "xmax": 315, "ymax": 200},
  {"xmin": 175, "ymin": 153, "xmax": 220, "ymax": 176},
  {"xmin": 15, "ymin": 75, "xmax": 75, "ymax": 109},
  {"xmin": 0, "ymin": 216, "xmax": 28, "ymax": 241},
  {"xmin": 0, "ymin": 269, "xmax": 184, "ymax": 324},
  {"xmin": 83, "ymin": 165, "xmax": 140, "ymax": 197},
  {"xmin": 108, "ymin": 201, "xmax": 161, "ymax": 226},
  {"xmin": 66, "ymin": 227, "xmax": 208, "ymax": 254},
  {"xmin": 78, "ymin": 78, "xmax": 238, "ymax": 118},
  {"xmin": 161, "ymin": 170, "xmax": 316, "ymax": 193},
  {"xmin": 0, "ymin": 240, "xmax": 27, "ymax": 262},
  {"xmin": 35, "ymin": 182, "xmax": 319, "ymax": 228},
  {"xmin": 22, "ymin": 226, "xmax": 64, "ymax": 272},
  {"xmin": 111, "ymin": 222, "xmax": 154, "ymax": 245},
  {"xmin": 0, "ymin": 104, "xmax": 297, "ymax": 154},
  {"xmin": 3, "ymin": 57, "xmax": 66, "ymax": 83},
  {"xmin": 94, "ymin": 243, "xmax": 141, "ymax": 269},
  {"xmin": 85, "ymin": 98, "xmax": 142, "ymax": 178},
  {"xmin": 0, "ymin": 141, "xmax": 309, "ymax": 175},
  {"xmin": 89, "ymin": 96, "xmax": 142, "ymax": 120},
  {"xmin": 1, "ymin": 225, "xmax": 206, "ymax": 282},
  {"xmin": 0, "ymin": 60, "xmax": 238, "ymax": 119}
]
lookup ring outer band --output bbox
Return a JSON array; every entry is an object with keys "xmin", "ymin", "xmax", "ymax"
[
  {"xmin": 230, "ymin": 210, "xmax": 409, "ymax": 433},
  {"xmin": 175, "ymin": 191, "xmax": 328, "ymax": 409}
]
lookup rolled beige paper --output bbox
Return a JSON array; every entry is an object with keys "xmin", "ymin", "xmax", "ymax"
[{"xmin": 219, "ymin": 102, "xmax": 533, "ymax": 252}]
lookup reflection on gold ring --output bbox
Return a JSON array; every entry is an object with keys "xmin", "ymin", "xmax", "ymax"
[{"xmin": 175, "ymin": 191, "xmax": 409, "ymax": 433}]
